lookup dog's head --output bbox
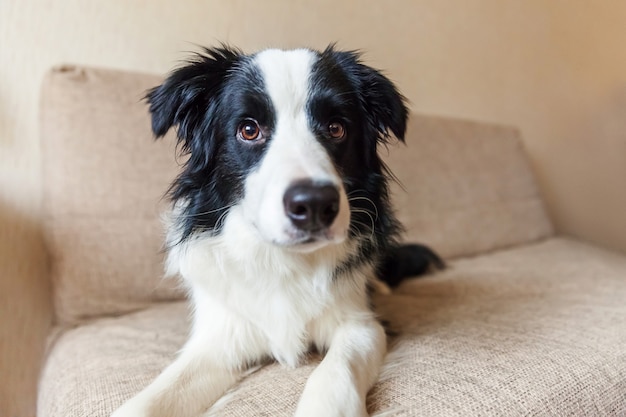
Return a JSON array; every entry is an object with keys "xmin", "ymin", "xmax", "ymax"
[{"xmin": 147, "ymin": 45, "xmax": 407, "ymax": 253}]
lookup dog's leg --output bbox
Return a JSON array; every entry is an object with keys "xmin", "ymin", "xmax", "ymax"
[
  {"xmin": 111, "ymin": 333, "xmax": 242, "ymax": 417},
  {"xmin": 111, "ymin": 292, "xmax": 259, "ymax": 417},
  {"xmin": 295, "ymin": 318, "xmax": 386, "ymax": 417}
]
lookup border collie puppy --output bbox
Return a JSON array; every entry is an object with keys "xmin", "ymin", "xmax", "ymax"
[{"xmin": 112, "ymin": 45, "xmax": 442, "ymax": 417}]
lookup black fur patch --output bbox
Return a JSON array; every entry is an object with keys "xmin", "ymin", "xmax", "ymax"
[
  {"xmin": 146, "ymin": 47, "xmax": 275, "ymax": 243},
  {"xmin": 308, "ymin": 47, "xmax": 409, "ymax": 276},
  {"xmin": 376, "ymin": 244, "xmax": 445, "ymax": 287}
]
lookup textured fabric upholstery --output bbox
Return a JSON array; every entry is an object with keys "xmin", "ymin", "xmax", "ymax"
[
  {"xmin": 384, "ymin": 115, "xmax": 553, "ymax": 259},
  {"xmin": 38, "ymin": 238, "xmax": 626, "ymax": 417},
  {"xmin": 40, "ymin": 66, "xmax": 185, "ymax": 324}
]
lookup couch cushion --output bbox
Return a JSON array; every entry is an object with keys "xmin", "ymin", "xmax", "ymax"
[
  {"xmin": 385, "ymin": 115, "xmax": 553, "ymax": 259},
  {"xmin": 40, "ymin": 66, "xmax": 185, "ymax": 324},
  {"xmin": 38, "ymin": 238, "xmax": 626, "ymax": 417}
]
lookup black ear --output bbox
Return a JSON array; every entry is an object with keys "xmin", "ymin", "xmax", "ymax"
[
  {"xmin": 362, "ymin": 67, "xmax": 409, "ymax": 142},
  {"xmin": 327, "ymin": 47, "xmax": 408, "ymax": 143},
  {"xmin": 145, "ymin": 46, "xmax": 242, "ymax": 146},
  {"xmin": 357, "ymin": 63, "xmax": 408, "ymax": 143}
]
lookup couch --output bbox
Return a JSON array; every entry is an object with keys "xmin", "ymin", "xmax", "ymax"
[{"xmin": 17, "ymin": 64, "xmax": 626, "ymax": 416}]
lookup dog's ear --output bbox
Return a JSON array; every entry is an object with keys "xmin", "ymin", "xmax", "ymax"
[
  {"xmin": 358, "ymin": 66, "xmax": 408, "ymax": 143},
  {"xmin": 145, "ymin": 46, "xmax": 242, "ymax": 146},
  {"xmin": 329, "ymin": 48, "xmax": 408, "ymax": 143}
]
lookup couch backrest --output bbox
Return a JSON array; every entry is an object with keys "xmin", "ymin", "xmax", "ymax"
[
  {"xmin": 41, "ymin": 66, "xmax": 185, "ymax": 325},
  {"xmin": 40, "ymin": 66, "xmax": 553, "ymax": 325},
  {"xmin": 384, "ymin": 115, "xmax": 553, "ymax": 259}
]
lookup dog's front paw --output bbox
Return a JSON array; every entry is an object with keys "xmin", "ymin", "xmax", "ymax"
[
  {"xmin": 294, "ymin": 381, "xmax": 368, "ymax": 417},
  {"xmin": 111, "ymin": 394, "xmax": 155, "ymax": 417},
  {"xmin": 294, "ymin": 398, "xmax": 368, "ymax": 417}
]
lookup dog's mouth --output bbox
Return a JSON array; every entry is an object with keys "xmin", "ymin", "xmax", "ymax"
[{"xmin": 271, "ymin": 229, "xmax": 343, "ymax": 252}]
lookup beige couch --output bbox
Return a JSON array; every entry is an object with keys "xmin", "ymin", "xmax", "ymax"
[{"xmin": 19, "ymin": 65, "xmax": 626, "ymax": 416}]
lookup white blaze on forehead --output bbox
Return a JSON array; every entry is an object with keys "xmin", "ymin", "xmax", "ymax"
[
  {"xmin": 241, "ymin": 48, "xmax": 350, "ymax": 248},
  {"xmin": 252, "ymin": 48, "xmax": 331, "ymax": 179},
  {"xmin": 254, "ymin": 48, "xmax": 316, "ymax": 116}
]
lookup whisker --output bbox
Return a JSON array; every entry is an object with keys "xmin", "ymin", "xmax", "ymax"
[
  {"xmin": 348, "ymin": 196, "xmax": 379, "ymax": 220},
  {"xmin": 356, "ymin": 209, "xmax": 375, "ymax": 230},
  {"xmin": 350, "ymin": 218, "xmax": 376, "ymax": 242},
  {"xmin": 349, "ymin": 225, "xmax": 375, "ymax": 243},
  {"xmin": 175, "ymin": 204, "xmax": 236, "ymax": 219},
  {"xmin": 350, "ymin": 207, "xmax": 379, "ymax": 223},
  {"xmin": 348, "ymin": 197, "xmax": 378, "ymax": 220}
]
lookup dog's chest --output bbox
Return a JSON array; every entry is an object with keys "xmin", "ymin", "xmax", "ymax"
[
  {"xmin": 178, "ymin": 238, "xmax": 343, "ymax": 366},
  {"xmin": 226, "ymin": 274, "xmax": 338, "ymax": 367},
  {"xmin": 236, "ymin": 268, "xmax": 336, "ymax": 362},
  {"xmin": 259, "ymin": 288, "xmax": 328, "ymax": 367}
]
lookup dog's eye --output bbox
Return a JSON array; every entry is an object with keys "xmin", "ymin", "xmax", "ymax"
[
  {"xmin": 238, "ymin": 119, "xmax": 262, "ymax": 141},
  {"xmin": 328, "ymin": 122, "xmax": 346, "ymax": 139}
]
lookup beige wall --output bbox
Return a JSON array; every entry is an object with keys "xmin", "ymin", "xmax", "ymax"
[
  {"xmin": 2, "ymin": 0, "xmax": 626, "ymax": 249},
  {"xmin": 1, "ymin": 1, "xmax": 625, "ymax": 415}
]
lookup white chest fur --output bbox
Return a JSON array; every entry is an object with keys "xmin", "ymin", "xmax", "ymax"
[{"xmin": 166, "ymin": 205, "xmax": 370, "ymax": 368}]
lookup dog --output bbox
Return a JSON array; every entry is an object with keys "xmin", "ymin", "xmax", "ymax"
[{"xmin": 112, "ymin": 45, "xmax": 442, "ymax": 417}]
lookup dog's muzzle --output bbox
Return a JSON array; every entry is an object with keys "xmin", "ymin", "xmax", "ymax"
[{"xmin": 283, "ymin": 180, "xmax": 340, "ymax": 232}]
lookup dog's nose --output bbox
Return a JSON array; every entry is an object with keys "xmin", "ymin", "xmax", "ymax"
[{"xmin": 283, "ymin": 181, "xmax": 340, "ymax": 231}]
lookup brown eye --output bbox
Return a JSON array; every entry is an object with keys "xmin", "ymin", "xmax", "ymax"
[
  {"xmin": 328, "ymin": 121, "xmax": 346, "ymax": 139},
  {"xmin": 238, "ymin": 119, "xmax": 261, "ymax": 141}
]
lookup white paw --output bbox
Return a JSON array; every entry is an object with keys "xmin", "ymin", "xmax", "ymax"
[
  {"xmin": 111, "ymin": 394, "xmax": 153, "ymax": 417},
  {"xmin": 294, "ymin": 402, "xmax": 368, "ymax": 417},
  {"xmin": 295, "ymin": 384, "xmax": 368, "ymax": 417}
]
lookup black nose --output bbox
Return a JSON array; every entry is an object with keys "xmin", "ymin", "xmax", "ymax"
[{"xmin": 283, "ymin": 181, "xmax": 340, "ymax": 232}]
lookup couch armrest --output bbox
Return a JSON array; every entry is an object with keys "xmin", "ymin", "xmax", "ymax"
[{"xmin": 0, "ymin": 203, "xmax": 53, "ymax": 417}]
